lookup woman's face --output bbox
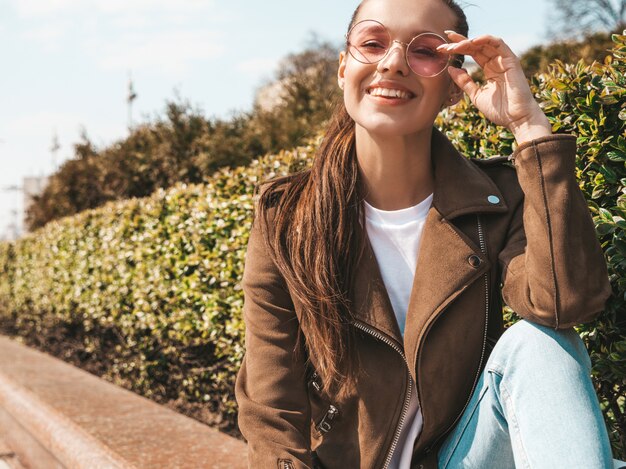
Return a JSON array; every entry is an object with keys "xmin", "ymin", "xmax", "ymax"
[{"xmin": 338, "ymin": 0, "xmax": 462, "ymax": 138}]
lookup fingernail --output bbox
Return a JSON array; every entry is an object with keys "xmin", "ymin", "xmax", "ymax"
[{"xmin": 444, "ymin": 30, "xmax": 457, "ymax": 35}]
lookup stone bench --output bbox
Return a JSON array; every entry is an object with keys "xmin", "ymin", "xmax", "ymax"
[{"xmin": 0, "ymin": 335, "xmax": 246, "ymax": 468}]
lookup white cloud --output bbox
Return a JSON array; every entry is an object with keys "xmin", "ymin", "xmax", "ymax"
[
  {"xmin": 503, "ymin": 33, "xmax": 539, "ymax": 54},
  {"xmin": 5, "ymin": 111, "xmax": 83, "ymax": 139},
  {"xmin": 1, "ymin": 111, "xmax": 84, "ymax": 212},
  {"xmin": 13, "ymin": 0, "xmax": 80, "ymax": 17},
  {"xmin": 11, "ymin": 0, "xmax": 223, "ymax": 71},
  {"xmin": 97, "ymin": 30, "xmax": 224, "ymax": 74},
  {"xmin": 237, "ymin": 58, "xmax": 278, "ymax": 76},
  {"xmin": 111, "ymin": 15, "xmax": 152, "ymax": 30},
  {"xmin": 92, "ymin": 0, "xmax": 210, "ymax": 15},
  {"xmin": 2, "ymin": 111, "xmax": 128, "ymax": 179},
  {"xmin": 22, "ymin": 22, "xmax": 69, "ymax": 46},
  {"xmin": 12, "ymin": 0, "xmax": 213, "ymax": 17}
]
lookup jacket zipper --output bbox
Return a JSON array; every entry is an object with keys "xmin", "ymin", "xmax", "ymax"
[
  {"xmin": 421, "ymin": 215, "xmax": 490, "ymax": 454},
  {"xmin": 316, "ymin": 404, "xmax": 340, "ymax": 434},
  {"xmin": 351, "ymin": 320, "xmax": 412, "ymax": 469}
]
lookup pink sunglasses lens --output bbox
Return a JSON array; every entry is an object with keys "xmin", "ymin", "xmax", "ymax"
[
  {"xmin": 407, "ymin": 34, "xmax": 449, "ymax": 76},
  {"xmin": 348, "ymin": 21, "xmax": 391, "ymax": 63}
]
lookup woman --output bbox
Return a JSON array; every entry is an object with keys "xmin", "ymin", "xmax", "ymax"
[{"xmin": 235, "ymin": 0, "xmax": 618, "ymax": 467}]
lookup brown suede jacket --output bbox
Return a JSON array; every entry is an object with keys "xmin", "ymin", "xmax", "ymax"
[{"xmin": 234, "ymin": 128, "xmax": 613, "ymax": 469}]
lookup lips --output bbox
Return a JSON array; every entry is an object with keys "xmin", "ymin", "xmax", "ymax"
[{"xmin": 366, "ymin": 83, "xmax": 416, "ymax": 99}]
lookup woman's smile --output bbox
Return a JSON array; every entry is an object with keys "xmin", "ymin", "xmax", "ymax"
[{"xmin": 365, "ymin": 81, "xmax": 417, "ymax": 105}]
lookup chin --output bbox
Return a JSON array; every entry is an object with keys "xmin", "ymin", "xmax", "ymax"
[
  {"xmin": 354, "ymin": 116, "xmax": 433, "ymax": 139},
  {"xmin": 348, "ymin": 101, "xmax": 439, "ymax": 139}
]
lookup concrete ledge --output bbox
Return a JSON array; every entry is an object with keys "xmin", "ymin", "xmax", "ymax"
[{"xmin": 0, "ymin": 335, "xmax": 246, "ymax": 469}]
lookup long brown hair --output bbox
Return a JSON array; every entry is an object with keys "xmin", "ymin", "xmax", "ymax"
[{"xmin": 255, "ymin": 0, "xmax": 469, "ymax": 400}]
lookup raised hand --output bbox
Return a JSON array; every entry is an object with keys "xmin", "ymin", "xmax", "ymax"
[{"xmin": 437, "ymin": 31, "xmax": 552, "ymax": 144}]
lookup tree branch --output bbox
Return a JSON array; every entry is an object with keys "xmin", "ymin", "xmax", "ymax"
[{"xmin": 550, "ymin": 0, "xmax": 625, "ymax": 36}]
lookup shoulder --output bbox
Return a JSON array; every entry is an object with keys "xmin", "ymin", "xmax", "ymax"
[
  {"xmin": 245, "ymin": 175, "xmax": 305, "ymax": 296},
  {"xmin": 469, "ymin": 154, "xmax": 524, "ymax": 203},
  {"xmin": 257, "ymin": 171, "xmax": 307, "ymax": 211},
  {"xmin": 250, "ymin": 171, "xmax": 308, "ymax": 244},
  {"xmin": 469, "ymin": 154, "xmax": 515, "ymax": 169},
  {"xmin": 469, "ymin": 154, "xmax": 518, "ymax": 186}
]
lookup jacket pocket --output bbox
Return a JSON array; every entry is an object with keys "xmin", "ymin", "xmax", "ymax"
[{"xmin": 307, "ymin": 371, "xmax": 341, "ymax": 438}]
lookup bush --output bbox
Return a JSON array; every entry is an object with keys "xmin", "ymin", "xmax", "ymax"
[
  {"xmin": 26, "ymin": 99, "xmax": 264, "ymax": 232},
  {"xmin": 0, "ymin": 142, "xmax": 313, "ymax": 435},
  {"xmin": 519, "ymin": 30, "xmax": 618, "ymax": 77},
  {"xmin": 27, "ymin": 40, "xmax": 340, "ymax": 232}
]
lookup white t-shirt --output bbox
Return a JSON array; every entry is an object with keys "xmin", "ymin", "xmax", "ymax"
[{"xmin": 363, "ymin": 192, "xmax": 433, "ymax": 469}]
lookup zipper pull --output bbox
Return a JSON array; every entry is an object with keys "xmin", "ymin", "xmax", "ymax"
[
  {"xmin": 310, "ymin": 371, "xmax": 322, "ymax": 392},
  {"xmin": 278, "ymin": 459, "xmax": 295, "ymax": 469},
  {"xmin": 316, "ymin": 404, "xmax": 339, "ymax": 434}
]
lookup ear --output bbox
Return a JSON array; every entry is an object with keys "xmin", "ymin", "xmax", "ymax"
[
  {"xmin": 338, "ymin": 50, "xmax": 346, "ymax": 90},
  {"xmin": 447, "ymin": 80, "xmax": 463, "ymax": 106}
]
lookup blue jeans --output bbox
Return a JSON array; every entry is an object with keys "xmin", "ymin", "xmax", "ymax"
[{"xmin": 436, "ymin": 319, "xmax": 623, "ymax": 469}]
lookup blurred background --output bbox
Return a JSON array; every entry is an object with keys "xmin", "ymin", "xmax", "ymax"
[{"xmin": 0, "ymin": 0, "xmax": 559, "ymax": 239}]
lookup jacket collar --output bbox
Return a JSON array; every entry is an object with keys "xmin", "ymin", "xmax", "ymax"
[
  {"xmin": 430, "ymin": 127, "xmax": 508, "ymax": 219},
  {"xmin": 351, "ymin": 127, "xmax": 508, "ymax": 363}
]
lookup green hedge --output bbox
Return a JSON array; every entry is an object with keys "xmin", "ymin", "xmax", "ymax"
[
  {"xmin": 1, "ymin": 35, "xmax": 625, "ymax": 457},
  {"xmin": 0, "ymin": 147, "xmax": 311, "ymax": 430}
]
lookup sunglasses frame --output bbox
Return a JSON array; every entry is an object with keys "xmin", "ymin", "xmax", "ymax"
[{"xmin": 345, "ymin": 19, "xmax": 463, "ymax": 78}]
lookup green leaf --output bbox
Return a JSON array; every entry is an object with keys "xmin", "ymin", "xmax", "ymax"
[
  {"xmin": 597, "ymin": 223, "xmax": 616, "ymax": 235},
  {"xmin": 606, "ymin": 151, "xmax": 626, "ymax": 162}
]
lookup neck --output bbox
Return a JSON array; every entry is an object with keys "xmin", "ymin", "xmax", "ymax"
[{"xmin": 355, "ymin": 125, "xmax": 435, "ymax": 211}]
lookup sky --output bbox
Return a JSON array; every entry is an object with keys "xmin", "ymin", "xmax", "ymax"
[{"xmin": 0, "ymin": 0, "xmax": 551, "ymax": 240}]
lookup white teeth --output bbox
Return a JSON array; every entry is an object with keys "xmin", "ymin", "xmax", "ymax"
[{"xmin": 368, "ymin": 87, "xmax": 412, "ymax": 99}]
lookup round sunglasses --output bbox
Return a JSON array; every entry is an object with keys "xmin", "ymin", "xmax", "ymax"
[{"xmin": 346, "ymin": 19, "xmax": 462, "ymax": 77}]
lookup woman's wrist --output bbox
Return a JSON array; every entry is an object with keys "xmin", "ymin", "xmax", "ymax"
[{"xmin": 509, "ymin": 112, "xmax": 553, "ymax": 145}]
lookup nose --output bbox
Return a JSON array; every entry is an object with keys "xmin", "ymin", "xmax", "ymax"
[{"xmin": 377, "ymin": 40, "xmax": 410, "ymax": 76}]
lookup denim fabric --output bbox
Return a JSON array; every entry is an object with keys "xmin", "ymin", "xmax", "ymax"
[{"xmin": 436, "ymin": 319, "xmax": 623, "ymax": 469}]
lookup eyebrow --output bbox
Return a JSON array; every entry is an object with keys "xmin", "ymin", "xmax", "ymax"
[{"xmin": 409, "ymin": 29, "xmax": 437, "ymax": 36}]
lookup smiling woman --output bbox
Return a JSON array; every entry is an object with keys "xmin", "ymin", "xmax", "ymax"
[{"xmin": 234, "ymin": 0, "xmax": 618, "ymax": 468}]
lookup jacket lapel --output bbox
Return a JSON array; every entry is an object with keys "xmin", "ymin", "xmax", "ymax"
[
  {"xmin": 350, "ymin": 128, "xmax": 509, "ymax": 362},
  {"xmin": 351, "ymin": 233, "xmax": 405, "ymax": 346},
  {"xmin": 402, "ymin": 207, "xmax": 490, "ymax": 380}
]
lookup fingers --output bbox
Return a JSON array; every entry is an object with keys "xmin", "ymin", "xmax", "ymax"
[
  {"xmin": 438, "ymin": 32, "xmax": 518, "ymax": 65},
  {"xmin": 463, "ymin": 49, "xmax": 492, "ymax": 70},
  {"xmin": 446, "ymin": 66, "xmax": 480, "ymax": 101},
  {"xmin": 470, "ymin": 35, "xmax": 516, "ymax": 57},
  {"xmin": 443, "ymin": 30, "xmax": 467, "ymax": 42}
]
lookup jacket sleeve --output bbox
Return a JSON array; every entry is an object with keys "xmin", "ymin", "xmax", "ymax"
[
  {"xmin": 498, "ymin": 134, "xmax": 612, "ymax": 329},
  {"xmin": 234, "ymin": 211, "xmax": 314, "ymax": 468}
]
